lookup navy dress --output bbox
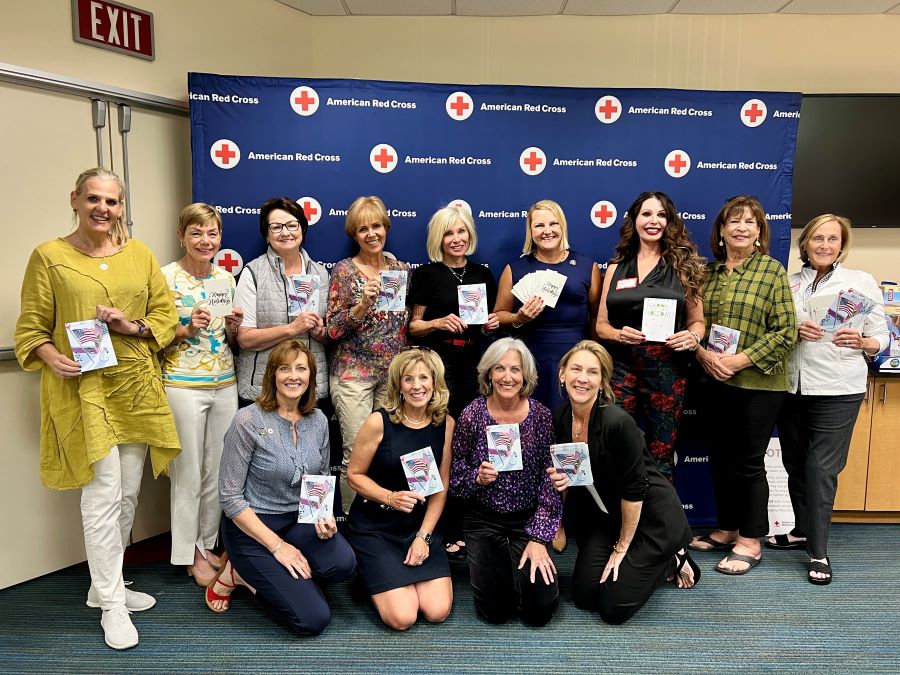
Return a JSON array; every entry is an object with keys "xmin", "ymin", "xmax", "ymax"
[
  {"xmin": 348, "ymin": 409, "xmax": 451, "ymax": 594},
  {"xmin": 508, "ymin": 250, "xmax": 595, "ymax": 410}
]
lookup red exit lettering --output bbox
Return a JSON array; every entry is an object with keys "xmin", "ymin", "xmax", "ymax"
[{"xmin": 72, "ymin": 0, "xmax": 155, "ymax": 61}]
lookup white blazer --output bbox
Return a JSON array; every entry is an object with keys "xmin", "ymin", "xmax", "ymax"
[{"xmin": 787, "ymin": 264, "xmax": 889, "ymax": 396}]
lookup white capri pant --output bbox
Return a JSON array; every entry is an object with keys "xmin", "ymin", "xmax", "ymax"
[
  {"xmin": 81, "ymin": 443, "xmax": 147, "ymax": 610},
  {"xmin": 165, "ymin": 384, "xmax": 238, "ymax": 565}
]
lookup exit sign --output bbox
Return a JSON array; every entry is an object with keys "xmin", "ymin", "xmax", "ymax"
[{"xmin": 71, "ymin": 0, "xmax": 154, "ymax": 61}]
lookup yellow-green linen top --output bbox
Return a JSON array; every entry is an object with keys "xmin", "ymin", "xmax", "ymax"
[{"xmin": 15, "ymin": 238, "xmax": 181, "ymax": 490}]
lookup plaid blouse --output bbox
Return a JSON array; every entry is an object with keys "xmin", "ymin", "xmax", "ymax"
[{"xmin": 702, "ymin": 252, "xmax": 797, "ymax": 391}]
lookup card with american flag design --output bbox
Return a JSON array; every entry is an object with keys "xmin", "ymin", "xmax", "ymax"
[
  {"xmin": 400, "ymin": 446, "xmax": 444, "ymax": 496},
  {"xmin": 64, "ymin": 319, "xmax": 117, "ymax": 372},
  {"xmin": 550, "ymin": 442, "xmax": 593, "ymax": 487},
  {"xmin": 297, "ymin": 474, "xmax": 336, "ymax": 523},
  {"xmin": 457, "ymin": 283, "xmax": 488, "ymax": 324},
  {"xmin": 486, "ymin": 423, "xmax": 523, "ymax": 471}
]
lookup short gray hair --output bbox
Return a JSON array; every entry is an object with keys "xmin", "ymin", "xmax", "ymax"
[{"xmin": 476, "ymin": 337, "xmax": 538, "ymax": 398}]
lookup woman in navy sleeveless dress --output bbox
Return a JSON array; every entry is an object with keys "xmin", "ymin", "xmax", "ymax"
[{"xmin": 494, "ymin": 200, "xmax": 602, "ymax": 413}]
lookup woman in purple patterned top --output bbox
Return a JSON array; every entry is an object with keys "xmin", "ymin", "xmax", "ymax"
[
  {"xmin": 326, "ymin": 196, "xmax": 409, "ymax": 512},
  {"xmin": 450, "ymin": 337, "xmax": 561, "ymax": 626}
]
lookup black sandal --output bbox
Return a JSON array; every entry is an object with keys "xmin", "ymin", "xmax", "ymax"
[
  {"xmin": 445, "ymin": 541, "xmax": 467, "ymax": 562},
  {"xmin": 673, "ymin": 549, "xmax": 701, "ymax": 588},
  {"xmin": 807, "ymin": 558, "xmax": 833, "ymax": 586}
]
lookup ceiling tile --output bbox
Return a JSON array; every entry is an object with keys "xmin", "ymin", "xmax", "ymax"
[
  {"xmin": 780, "ymin": 0, "xmax": 898, "ymax": 13},
  {"xmin": 563, "ymin": 0, "xmax": 679, "ymax": 15},
  {"xmin": 671, "ymin": 0, "xmax": 790, "ymax": 13},
  {"xmin": 344, "ymin": 0, "xmax": 452, "ymax": 15},
  {"xmin": 456, "ymin": 0, "xmax": 564, "ymax": 16},
  {"xmin": 277, "ymin": 0, "xmax": 349, "ymax": 15}
]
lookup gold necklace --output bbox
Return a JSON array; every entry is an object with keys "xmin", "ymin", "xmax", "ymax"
[{"xmin": 572, "ymin": 413, "xmax": 587, "ymax": 439}]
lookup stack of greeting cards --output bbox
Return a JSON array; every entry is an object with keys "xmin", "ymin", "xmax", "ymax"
[
  {"xmin": 512, "ymin": 270, "xmax": 567, "ymax": 308},
  {"xmin": 400, "ymin": 447, "xmax": 444, "ymax": 496},
  {"xmin": 288, "ymin": 274, "xmax": 321, "ymax": 316},
  {"xmin": 457, "ymin": 283, "xmax": 489, "ymax": 324},
  {"xmin": 376, "ymin": 270, "xmax": 408, "ymax": 312},
  {"xmin": 297, "ymin": 475, "xmax": 335, "ymax": 522},
  {"xmin": 806, "ymin": 288, "xmax": 875, "ymax": 341},
  {"xmin": 65, "ymin": 319, "xmax": 117, "ymax": 372},
  {"xmin": 486, "ymin": 423, "xmax": 523, "ymax": 471}
]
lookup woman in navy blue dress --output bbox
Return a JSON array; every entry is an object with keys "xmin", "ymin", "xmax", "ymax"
[{"xmin": 494, "ymin": 199, "xmax": 602, "ymax": 413}]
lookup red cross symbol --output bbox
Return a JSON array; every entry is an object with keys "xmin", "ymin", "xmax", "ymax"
[
  {"xmin": 218, "ymin": 252, "xmax": 239, "ymax": 272},
  {"xmin": 450, "ymin": 95, "xmax": 470, "ymax": 117},
  {"xmin": 373, "ymin": 147, "xmax": 394, "ymax": 169},
  {"xmin": 523, "ymin": 151, "xmax": 543, "ymax": 172},
  {"xmin": 301, "ymin": 200, "xmax": 318, "ymax": 220},
  {"xmin": 215, "ymin": 144, "xmax": 236, "ymax": 165},
  {"xmin": 594, "ymin": 204, "xmax": 614, "ymax": 224},
  {"xmin": 294, "ymin": 89, "xmax": 316, "ymax": 111},
  {"xmin": 597, "ymin": 99, "xmax": 619, "ymax": 119},
  {"xmin": 744, "ymin": 103, "xmax": 764, "ymax": 124},
  {"xmin": 668, "ymin": 153, "xmax": 687, "ymax": 174}
]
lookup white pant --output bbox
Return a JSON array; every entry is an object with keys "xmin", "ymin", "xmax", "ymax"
[
  {"xmin": 80, "ymin": 443, "xmax": 147, "ymax": 610},
  {"xmin": 165, "ymin": 384, "xmax": 237, "ymax": 565},
  {"xmin": 330, "ymin": 375, "xmax": 387, "ymax": 512}
]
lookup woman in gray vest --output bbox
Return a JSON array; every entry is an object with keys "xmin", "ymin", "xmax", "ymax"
[{"xmin": 234, "ymin": 198, "xmax": 330, "ymax": 409}]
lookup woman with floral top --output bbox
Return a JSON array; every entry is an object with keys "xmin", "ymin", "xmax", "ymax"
[
  {"xmin": 326, "ymin": 196, "xmax": 409, "ymax": 511},
  {"xmin": 161, "ymin": 203, "xmax": 243, "ymax": 587},
  {"xmin": 688, "ymin": 196, "xmax": 796, "ymax": 576},
  {"xmin": 450, "ymin": 337, "xmax": 561, "ymax": 626}
]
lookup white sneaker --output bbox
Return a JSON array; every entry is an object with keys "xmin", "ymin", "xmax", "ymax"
[
  {"xmin": 87, "ymin": 586, "xmax": 157, "ymax": 612},
  {"xmin": 101, "ymin": 606, "xmax": 138, "ymax": 650}
]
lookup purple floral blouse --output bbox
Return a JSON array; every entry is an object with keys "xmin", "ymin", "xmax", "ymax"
[
  {"xmin": 450, "ymin": 395, "xmax": 561, "ymax": 543},
  {"xmin": 325, "ymin": 257, "xmax": 409, "ymax": 383}
]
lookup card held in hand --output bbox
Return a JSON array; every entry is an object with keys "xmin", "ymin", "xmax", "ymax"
[
  {"xmin": 486, "ymin": 423, "xmax": 523, "ymax": 471},
  {"xmin": 641, "ymin": 297, "xmax": 677, "ymax": 343},
  {"xmin": 65, "ymin": 319, "xmax": 118, "ymax": 372},
  {"xmin": 400, "ymin": 446, "xmax": 444, "ymax": 497},
  {"xmin": 707, "ymin": 323, "xmax": 740, "ymax": 355},
  {"xmin": 297, "ymin": 474, "xmax": 336, "ymax": 523},
  {"xmin": 458, "ymin": 283, "xmax": 488, "ymax": 324},
  {"xmin": 376, "ymin": 270, "xmax": 408, "ymax": 312},
  {"xmin": 202, "ymin": 278, "xmax": 233, "ymax": 318},
  {"xmin": 288, "ymin": 274, "xmax": 321, "ymax": 316},
  {"xmin": 551, "ymin": 442, "xmax": 593, "ymax": 487}
]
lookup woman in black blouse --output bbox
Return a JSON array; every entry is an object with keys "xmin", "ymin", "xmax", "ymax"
[
  {"xmin": 549, "ymin": 340, "xmax": 699, "ymax": 625},
  {"xmin": 409, "ymin": 206, "xmax": 499, "ymax": 560},
  {"xmin": 595, "ymin": 192, "xmax": 706, "ymax": 480}
]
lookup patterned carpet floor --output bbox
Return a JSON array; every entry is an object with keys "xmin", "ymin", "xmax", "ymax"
[{"xmin": 0, "ymin": 523, "xmax": 898, "ymax": 673}]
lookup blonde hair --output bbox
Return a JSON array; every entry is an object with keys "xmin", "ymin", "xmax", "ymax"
[
  {"xmin": 425, "ymin": 207, "xmax": 477, "ymax": 263},
  {"xmin": 72, "ymin": 167, "xmax": 128, "ymax": 246},
  {"xmin": 558, "ymin": 340, "xmax": 615, "ymax": 405},
  {"xmin": 797, "ymin": 214, "xmax": 852, "ymax": 266},
  {"xmin": 382, "ymin": 349, "xmax": 449, "ymax": 426},
  {"xmin": 178, "ymin": 203, "xmax": 222, "ymax": 236},
  {"xmin": 345, "ymin": 196, "xmax": 391, "ymax": 239},
  {"xmin": 476, "ymin": 337, "xmax": 538, "ymax": 398},
  {"xmin": 523, "ymin": 199, "xmax": 570, "ymax": 255}
]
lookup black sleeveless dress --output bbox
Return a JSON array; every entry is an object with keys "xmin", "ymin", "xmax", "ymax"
[{"xmin": 348, "ymin": 409, "xmax": 451, "ymax": 594}]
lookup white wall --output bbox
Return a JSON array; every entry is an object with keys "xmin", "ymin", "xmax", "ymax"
[{"xmin": 1, "ymin": 1, "xmax": 898, "ymax": 588}]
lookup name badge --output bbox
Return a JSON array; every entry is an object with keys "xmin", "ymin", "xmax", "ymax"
[{"xmin": 616, "ymin": 277, "xmax": 638, "ymax": 290}]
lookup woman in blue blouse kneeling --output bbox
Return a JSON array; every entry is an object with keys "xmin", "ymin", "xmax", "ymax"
[
  {"xmin": 206, "ymin": 341, "xmax": 356, "ymax": 635},
  {"xmin": 450, "ymin": 337, "xmax": 561, "ymax": 626}
]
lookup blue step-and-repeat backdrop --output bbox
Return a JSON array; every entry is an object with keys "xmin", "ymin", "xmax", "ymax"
[{"xmin": 189, "ymin": 72, "xmax": 802, "ymax": 526}]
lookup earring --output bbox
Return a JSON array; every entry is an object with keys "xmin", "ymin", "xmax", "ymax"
[
  {"xmin": 718, "ymin": 238, "xmax": 724, "ymax": 246},
  {"xmin": 754, "ymin": 239, "xmax": 761, "ymax": 247},
  {"xmin": 180, "ymin": 242, "xmax": 185, "ymax": 248}
]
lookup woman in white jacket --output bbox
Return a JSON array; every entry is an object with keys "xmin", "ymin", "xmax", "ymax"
[{"xmin": 769, "ymin": 214, "xmax": 888, "ymax": 585}]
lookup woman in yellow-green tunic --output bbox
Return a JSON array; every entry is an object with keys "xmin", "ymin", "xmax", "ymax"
[{"xmin": 14, "ymin": 168, "xmax": 180, "ymax": 651}]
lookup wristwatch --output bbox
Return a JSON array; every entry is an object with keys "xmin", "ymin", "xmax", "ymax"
[{"xmin": 415, "ymin": 531, "xmax": 433, "ymax": 545}]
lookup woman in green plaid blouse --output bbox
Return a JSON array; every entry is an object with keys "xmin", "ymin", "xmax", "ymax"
[{"xmin": 687, "ymin": 196, "xmax": 796, "ymax": 576}]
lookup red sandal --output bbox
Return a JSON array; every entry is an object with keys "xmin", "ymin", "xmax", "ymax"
[{"xmin": 205, "ymin": 554, "xmax": 236, "ymax": 613}]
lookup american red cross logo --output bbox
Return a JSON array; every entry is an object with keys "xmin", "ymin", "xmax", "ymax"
[
  {"xmin": 296, "ymin": 197, "xmax": 322, "ymax": 225},
  {"xmin": 374, "ymin": 148, "xmax": 393, "ymax": 169},
  {"xmin": 210, "ymin": 139, "xmax": 240, "ymax": 169},
  {"xmin": 664, "ymin": 149, "xmax": 691, "ymax": 178},
  {"xmin": 590, "ymin": 200, "xmax": 617, "ymax": 229},
  {"xmin": 744, "ymin": 103, "xmax": 763, "ymax": 123},
  {"xmin": 447, "ymin": 199, "xmax": 472, "ymax": 213},
  {"xmin": 450, "ymin": 96, "xmax": 469, "ymax": 116},
  {"xmin": 370, "ymin": 144, "xmax": 398, "ymax": 173},
  {"xmin": 597, "ymin": 99, "xmax": 618, "ymax": 119},
  {"xmin": 216, "ymin": 144, "xmax": 235, "ymax": 164},
  {"xmin": 524, "ymin": 152, "xmax": 542, "ymax": 171},
  {"xmin": 218, "ymin": 252, "xmax": 239, "ymax": 272},
  {"xmin": 595, "ymin": 204, "xmax": 613, "ymax": 223},
  {"xmin": 595, "ymin": 96, "xmax": 622, "ymax": 124},
  {"xmin": 668, "ymin": 154, "xmax": 687, "ymax": 174},
  {"xmin": 294, "ymin": 90, "xmax": 316, "ymax": 111},
  {"xmin": 741, "ymin": 99, "xmax": 767, "ymax": 127},
  {"xmin": 519, "ymin": 147, "xmax": 546, "ymax": 175},
  {"xmin": 301, "ymin": 200, "xmax": 318, "ymax": 219}
]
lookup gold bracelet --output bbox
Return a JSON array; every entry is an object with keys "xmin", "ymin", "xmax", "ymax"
[
  {"xmin": 613, "ymin": 542, "xmax": 627, "ymax": 555},
  {"xmin": 386, "ymin": 491, "xmax": 396, "ymax": 509}
]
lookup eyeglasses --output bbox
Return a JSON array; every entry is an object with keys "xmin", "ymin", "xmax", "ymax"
[{"xmin": 268, "ymin": 220, "xmax": 302, "ymax": 234}]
